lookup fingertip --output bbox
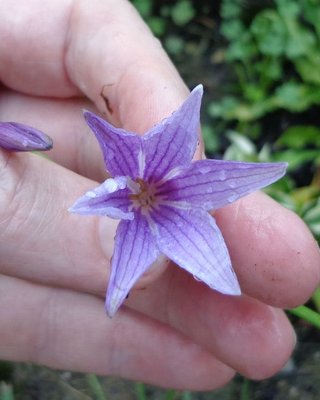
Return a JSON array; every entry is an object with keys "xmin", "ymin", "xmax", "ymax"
[
  {"xmin": 238, "ymin": 306, "xmax": 296, "ymax": 380},
  {"xmin": 216, "ymin": 191, "xmax": 320, "ymax": 308}
]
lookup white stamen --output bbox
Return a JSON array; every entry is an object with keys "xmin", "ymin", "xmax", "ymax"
[
  {"xmin": 157, "ymin": 166, "xmax": 184, "ymax": 185},
  {"xmin": 126, "ymin": 176, "xmax": 141, "ymax": 194},
  {"xmin": 138, "ymin": 149, "xmax": 146, "ymax": 178},
  {"xmin": 158, "ymin": 200, "xmax": 190, "ymax": 209}
]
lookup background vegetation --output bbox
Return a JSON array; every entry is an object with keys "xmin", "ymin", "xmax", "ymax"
[{"xmin": 1, "ymin": 0, "xmax": 319, "ymax": 399}]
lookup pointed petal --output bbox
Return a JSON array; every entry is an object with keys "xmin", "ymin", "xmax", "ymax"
[
  {"xmin": 152, "ymin": 206, "xmax": 240, "ymax": 295},
  {"xmin": 159, "ymin": 160, "xmax": 287, "ymax": 210},
  {"xmin": 142, "ymin": 85, "xmax": 203, "ymax": 181},
  {"xmin": 0, "ymin": 122, "xmax": 53, "ymax": 152},
  {"xmin": 69, "ymin": 177, "xmax": 134, "ymax": 220},
  {"xmin": 83, "ymin": 111, "xmax": 142, "ymax": 178},
  {"xmin": 106, "ymin": 214, "xmax": 160, "ymax": 317}
]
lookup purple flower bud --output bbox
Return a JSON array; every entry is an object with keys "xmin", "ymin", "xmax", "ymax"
[{"xmin": 0, "ymin": 122, "xmax": 53, "ymax": 152}]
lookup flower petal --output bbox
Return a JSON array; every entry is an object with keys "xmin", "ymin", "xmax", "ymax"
[
  {"xmin": 0, "ymin": 122, "xmax": 53, "ymax": 152},
  {"xmin": 69, "ymin": 177, "xmax": 134, "ymax": 220},
  {"xmin": 106, "ymin": 214, "xmax": 160, "ymax": 317},
  {"xmin": 159, "ymin": 160, "xmax": 287, "ymax": 210},
  {"xmin": 83, "ymin": 111, "xmax": 142, "ymax": 178},
  {"xmin": 152, "ymin": 206, "xmax": 240, "ymax": 295},
  {"xmin": 142, "ymin": 85, "xmax": 203, "ymax": 181}
]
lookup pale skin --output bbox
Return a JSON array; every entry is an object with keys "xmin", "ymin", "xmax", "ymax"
[{"xmin": 0, "ymin": 0, "xmax": 319, "ymax": 391}]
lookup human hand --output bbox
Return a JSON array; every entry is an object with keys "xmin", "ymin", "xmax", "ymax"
[{"xmin": 0, "ymin": 0, "xmax": 319, "ymax": 391}]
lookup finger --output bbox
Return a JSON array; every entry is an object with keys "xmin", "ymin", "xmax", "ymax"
[
  {"xmin": 0, "ymin": 149, "xmax": 165, "ymax": 292},
  {"xmin": 0, "ymin": 149, "xmax": 319, "ymax": 309},
  {"xmin": 1, "ymin": 0, "xmax": 203, "ymax": 187},
  {"xmin": 126, "ymin": 267, "xmax": 296, "ymax": 380},
  {"xmin": 0, "ymin": 0, "xmax": 80, "ymax": 97},
  {"xmin": 65, "ymin": 0, "xmax": 191, "ymax": 133},
  {"xmin": 0, "ymin": 149, "xmax": 111, "ymax": 294},
  {"xmin": 0, "ymin": 274, "xmax": 235, "ymax": 390},
  {"xmin": 0, "ymin": 90, "xmax": 107, "ymax": 181},
  {"xmin": 215, "ymin": 192, "xmax": 320, "ymax": 308},
  {"xmin": 0, "ymin": 0, "xmax": 194, "ymax": 137}
]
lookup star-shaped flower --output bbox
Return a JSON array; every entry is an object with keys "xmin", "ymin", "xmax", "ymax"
[{"xmin": 70, "ymin": 85, "xmax": 287, "ymax": 317}]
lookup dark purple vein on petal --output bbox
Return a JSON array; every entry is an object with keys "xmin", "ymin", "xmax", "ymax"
[
  {"xmin": 157, "ymin": 168, "xmax": 283, "ymax": 197},
  {"xmin": 153, "ymin": 206, "xmax": 232, "ymax": 288}
]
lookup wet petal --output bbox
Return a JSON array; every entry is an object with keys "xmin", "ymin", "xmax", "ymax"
[
  {"xmin": 142, "ymin": 85, "xmax": 203, "ymax": 181},
  {"xmin": 106, "ymin": 214, "xmax": 160, "ymax": 316},
  {"xmin": 0, "ymin": 122, "xmax": 53, "ymax": 152},
  {"xmin": 83, "ymin": 111, "xmax": 142, "ymax": 178},
  {"xmin": 69, "ymin": 177, "xmax": 134, "ymax": 220},
  {"xmin": 159, "ymin": 160, "xmax": 287, "ymax": 210},
  {"xmin": 152, "ymin": 206, "xmax": 240, "ymax": 295}
]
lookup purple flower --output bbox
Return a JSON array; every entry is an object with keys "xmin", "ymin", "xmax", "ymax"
[
  {"xmin": 70, "ymin": 85, "xmax": 287, "ymax": 317},
  {"xmin": 0, "ymin": 122, "xmax": 53, "ymax": 152}
]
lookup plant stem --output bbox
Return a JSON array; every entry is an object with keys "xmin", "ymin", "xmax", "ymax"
[
  {"xmin": 312, "ymin": 287, "xmax": 320, "ymax": 313},
  {"xmin": 85, "ymin": 374, "xmax": 107, "ymax": 400},
  {"xmin": 288, "ymin": 305, "xmax": 320, "ymax": 330},
  {"xmin": 165, "ymin": 389, "xmax": 176, "ymax": 400},
  {"xmin": 241, "ymin": 378, "xmax": 250, "ymax": 400},
  {"xmin": 135, "ymin": 382, "xmax": 147, "ymax": 400},
  {"xmin": 181, "ymin": 391, "xmax": 193, "ymax": 400},
  {"xmin": 0, "ymin": 382, "xmax": 14, "ymax": 400}
]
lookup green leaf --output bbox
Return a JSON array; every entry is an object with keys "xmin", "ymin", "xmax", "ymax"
[
  {"xmin": 220, "ymin": 0, "xmax": 242, "ymax": 19},
  {"xmin": 272, "ymin": 149, "xmax": 320, "ymax": 170},
  {"xmin": 131, "ymin": 0, "xmax": 152, "ymax": 18},
  {"xmin": 304, "ymin": 200, "xmax": 320, "ymax": 236},
  {"xmin": 251, "ymin": 10, "xmax": 287, "ymax": 56},
  {"xmin": 164, "ymin": 35, "xmax": 184, "ymax": 55},
  {"xmin": 221, "ymin": 20, "xmax": 245, "ymax": 40},
  {"xmin": 277, "ymin": 126, "xmax": 320, "ymax": 149},
  {"xmin": 202, "ymin": 124, "xmax": 220, "ymax": 154},
  {"xmin": 256, "ymin": 58, "xmax": 282, "ymax": 81},
  {"xmin": 276, "ymin": 0, "xmax": 301, "ymax": 17},
  {"xmin": 170, "ymin": 0, "xmax": 195, "ymax": 26},
  {"xmin": 301, "ymin": 0, "xmax": 320, "ymax": 37},
  {"xmin": 244, "ymin": 84, "xmax": 266, "ymax": 102},
  {"xmin": 291, "ymin": 186, "xmax": 320, "ymax": 209},
  {"xmin": 285, "ymin": 27, "xmax": 316, "ymax": 59},
  {"xmin": 294, "ymin": 52, "xmax": 320, "ymax": 85},
  {"xmin": 148, "ymin": 17, "xmax": 167, "ymax": 36},
  {"xmin": 223, "ymin": 131, "xmax": 258, "ymax": 161},
  {"xmin": 275, "ymin": 0, "xmax": 316, "ymax": 59},
  {"xmin": 273, "ymin": 81, "xmax": 320, "ymax": 112},
  {"xmin": 208, "ymin": 96, "xmax": 239, "ymax": 118},
  {"xmin": 226, "ymin": 31, "xmax": 257, "ymax": 61}
]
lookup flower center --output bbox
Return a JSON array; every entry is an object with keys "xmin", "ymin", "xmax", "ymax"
[{"xmin": 129, "ymin": 178, "xmax": 160, "ymax": 214}]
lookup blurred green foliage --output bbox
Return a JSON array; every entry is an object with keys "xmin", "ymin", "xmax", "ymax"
[
  {"xmin": 212, "ymin": 0, "xmax": 320, "ymax": 244},
  {"xmin": 212, "ymin": 0, "xmax": 320, "ymax": 120},
  {"xmin": 223, "ymin": 130, "xmax": 320, "ymax": 242}
]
